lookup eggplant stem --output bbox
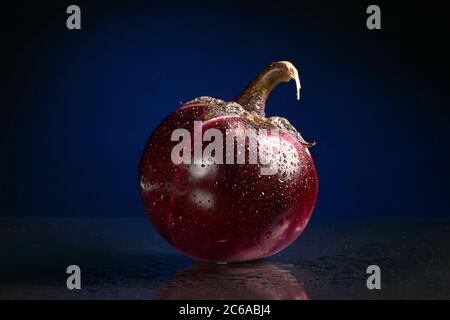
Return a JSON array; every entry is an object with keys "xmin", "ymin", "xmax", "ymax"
[{"xmin": 233, "ymin": 61, "xmax": 301, "ymax": 116}]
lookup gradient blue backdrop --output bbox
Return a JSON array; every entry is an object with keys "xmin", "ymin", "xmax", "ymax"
[{"xmin": 1, "ymin": 1, "xmax": 449, "ymax": 219}]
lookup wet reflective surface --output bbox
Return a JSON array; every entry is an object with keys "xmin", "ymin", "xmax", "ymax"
[
  {"xmin": 155, "ymin": 262, "xmax": 308, "ymax": 300},
  {"xmin": 1, "ymin": 217, "xmax": 449, "ymax": 299}
]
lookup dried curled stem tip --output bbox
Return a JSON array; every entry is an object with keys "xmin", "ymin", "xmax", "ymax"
[
  {"xmin": 289, "ymin": 63, "xmax": 301, "ymax": 101},
  {"xmin": 234, "ymin": 61, "xmax": 302, "ymax": 116}
]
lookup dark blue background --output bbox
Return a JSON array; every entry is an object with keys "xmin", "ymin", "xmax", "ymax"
[{"xmin": 1, "ymin": 0, "xmax": 449, "ymax": 219}]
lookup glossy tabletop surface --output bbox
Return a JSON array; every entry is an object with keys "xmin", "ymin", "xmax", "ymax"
[{"xmin": 1, "ymin": 217, "xmax": 449, "ymax": 299}]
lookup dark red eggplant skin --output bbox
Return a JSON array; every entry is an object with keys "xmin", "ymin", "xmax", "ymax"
[{"xmin": 139, "ymin": 103, "xmax": 318, "ymax": 263}]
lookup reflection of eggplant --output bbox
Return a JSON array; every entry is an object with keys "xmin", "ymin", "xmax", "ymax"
[{"xmin": 155, "ymin": 261, "xmax": 308, "ymax": 300}]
